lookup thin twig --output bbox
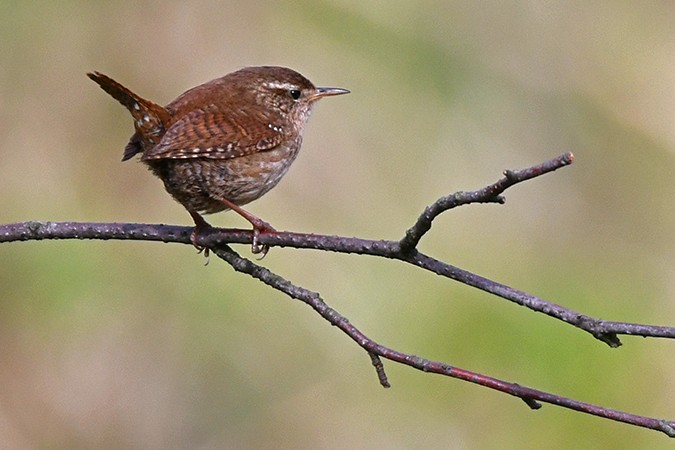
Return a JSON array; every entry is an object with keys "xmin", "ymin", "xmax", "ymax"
[
  {"xmin": 368, "ymin": 352, "xmax": 390, "ymax": 388},
  {"xmin": 399, "ymin": 152, "xmax": 575, "ymax": 253}
]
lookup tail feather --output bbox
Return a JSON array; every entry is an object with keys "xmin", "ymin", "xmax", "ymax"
[{"xmin": 87, "ymin": 71, "xmax": 172, "ymax": 160}]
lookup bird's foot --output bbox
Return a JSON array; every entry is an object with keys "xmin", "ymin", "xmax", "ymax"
[
  {"xmin": 250, "ymin": 219, "xmax": 276, "ymax": 259},
  {"xmin": 189, "ymin": 210, "xmax": 214, "ymax": 265}
]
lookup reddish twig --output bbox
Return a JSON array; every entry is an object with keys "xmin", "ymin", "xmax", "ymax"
[{"xmin": 213, "ymin": 243, "xmax": 675, "ymax": 437}]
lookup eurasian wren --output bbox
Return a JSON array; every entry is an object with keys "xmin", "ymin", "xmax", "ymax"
[{"xmin": 87, "ymin": 66, "xmax": 349, "ymax": 256}]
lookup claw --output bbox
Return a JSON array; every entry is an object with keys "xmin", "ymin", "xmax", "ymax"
[
  {"xmin": 250, "ymin": 218, "xmax": 276, "ymax": 259},
  {"xmin": 195, "ymin": 242, "xmax": 211, "ymax": 265},
  {"xmin": 217, "ymin": 198, "xmax": 276, "ymax": 258},
  {"xmin": 189, "ymin": 209, "xmax": 213, "ymax": 265},
  {"xmin": 250, "ymin": 227, "xmax": 270, "ymax": 259},
  {"xmin": 191, "ymin": 228, "xmax": 211, "ymax": 265}
]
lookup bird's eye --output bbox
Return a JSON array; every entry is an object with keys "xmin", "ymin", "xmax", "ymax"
[{"xmin": 289, "ymin": 89, "xmax": 301, "ymax": 100}]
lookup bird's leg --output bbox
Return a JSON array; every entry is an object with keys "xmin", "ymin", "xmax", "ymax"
[
  {"xmin": 219, "ymin": 198, "xmax": 276, "ymax": 259},
  {"xmin": 188, "ymin": 209, "xmax": 213, "ymax": 264}
]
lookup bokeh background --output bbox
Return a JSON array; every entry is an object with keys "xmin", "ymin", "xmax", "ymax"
[{"xmin": 1, "ymin": 1, "xmax": 674, "ymax": 448}]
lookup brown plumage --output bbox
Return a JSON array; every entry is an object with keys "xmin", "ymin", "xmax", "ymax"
[{"xmin": 87, "ymin": 67, "xmax": 349, "ymax": 256}]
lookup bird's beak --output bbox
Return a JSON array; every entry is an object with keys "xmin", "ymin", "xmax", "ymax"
[{"xmin": 310, "ymin": 87, "xmax": 350, "ymax": 101}]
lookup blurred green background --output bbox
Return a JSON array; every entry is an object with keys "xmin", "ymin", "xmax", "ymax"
[{"xmin": 1, "ymin": 1, "xmax": 674, "ymax": 448}]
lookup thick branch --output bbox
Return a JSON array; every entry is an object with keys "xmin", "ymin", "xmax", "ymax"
[{"xmin": 3, "ymin": 220, "xmax": 673, "ymax": 346}]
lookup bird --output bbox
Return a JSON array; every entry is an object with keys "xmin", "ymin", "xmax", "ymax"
[{"xmin": 87, "ymin": 66, "xmax": 349, "ymax": 258}]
